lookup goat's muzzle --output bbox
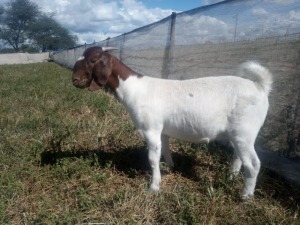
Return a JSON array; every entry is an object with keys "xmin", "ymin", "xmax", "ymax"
[{"xmin": 72, "ymin": 75, "xmax": 90, "ymax": 89}]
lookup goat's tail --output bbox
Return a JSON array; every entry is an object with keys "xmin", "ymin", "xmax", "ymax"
[{"xmin": 238, "ymin": 61, "xmax": 273, "ymax": 95}]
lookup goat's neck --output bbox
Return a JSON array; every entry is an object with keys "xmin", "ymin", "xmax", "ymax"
[{"xmin": 106, "ymin": 55, "xmax": 142, "ymax": 92}]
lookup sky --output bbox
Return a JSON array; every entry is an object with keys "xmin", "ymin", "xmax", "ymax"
[
  {"xmin": 1, "ymin": 0, "xmax": 298, "ymax": 45},
  {"xmin": 0, "ymin": 0, "xmax": 223, "ymax": 44}
]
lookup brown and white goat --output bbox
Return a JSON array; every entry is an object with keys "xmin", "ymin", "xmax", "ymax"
[{"xmin": 72, "ymin": 46, "xmax": 272, "ymax": 199}]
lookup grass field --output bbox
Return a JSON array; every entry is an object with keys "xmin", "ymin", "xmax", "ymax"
[{"xmin": 0, "ymin": 62, "xmax": 299, "ymax": 224}]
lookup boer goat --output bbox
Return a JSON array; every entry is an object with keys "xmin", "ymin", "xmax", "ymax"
[{"xmin": 72, "ymin": 46, "xmax": 272, "ymax": 199}]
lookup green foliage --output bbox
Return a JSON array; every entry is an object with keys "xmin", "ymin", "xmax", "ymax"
[
  {"xmin": 28, "ymin": 14, "xmax": 78, "ymax": 51},
  {"xmin": 0, "ymin": 0, "xmax": 39, "ymax": 51},
  {"xmin": 19, "ymin": 44, "xmax": 39, "ymax": 53},
  {"xmin": 0, "ymin": 0, "xmax": 77, "ymax": 52},
  {"xmin": 0, "ymin": 62, "xmax": 299, "ymax": 224}
]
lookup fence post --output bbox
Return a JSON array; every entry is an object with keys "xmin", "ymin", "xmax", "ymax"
[
  {"xmin": 106, "ymin": 37, "xmax": 110, "ymax": 47},
  {"xmin": 161, "ymin": 12, "xmax": 176, "ymax": 79},
  {"xmin": 120, "ymin": 34, "xmax": 126, "ymax": 61}
]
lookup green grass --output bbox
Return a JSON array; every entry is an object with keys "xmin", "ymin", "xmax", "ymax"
[{"xmin": 0, "ymin": 62, "xmax": 299, "ymax": 224}]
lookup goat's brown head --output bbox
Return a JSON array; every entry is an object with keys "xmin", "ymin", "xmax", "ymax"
[{"xmin": 72, "ymin": 46, "xmax": 117, "ymax": 91}]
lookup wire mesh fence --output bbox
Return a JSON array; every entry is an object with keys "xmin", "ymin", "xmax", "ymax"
[{"xmin": 53, "ymin": 0, "xmax": 299, "ymax": 159}]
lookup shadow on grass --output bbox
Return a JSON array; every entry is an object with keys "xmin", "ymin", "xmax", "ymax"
[
  {"xmin": 39, "ymin": 129, "xmax": 226, "ymax": 182},
  {"xmin": 41, "ymin": 145, "xmax": 151, "ymax": 178},
  {"xmin": 40, "ymin": 141, "xmax": 300, "ymax": 210},
  {"xmin": 40, "ymin": 143, "xmax": 204, "ymax": 181}
]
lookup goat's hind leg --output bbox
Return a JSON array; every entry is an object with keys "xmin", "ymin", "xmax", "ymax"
[
  {"xmin": 232, "ymin": 139, "xmax": 260, "ymax": 199},
  {"xmin": 161, "ymin": 134, "xmax": 174, "ymax": 167},
  {"xmin": 229, "ymin": 143, "xmax": 242, "ymax": 180}
]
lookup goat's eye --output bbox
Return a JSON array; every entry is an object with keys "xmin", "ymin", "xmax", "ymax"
[{"xmin": 90, "ymin": 59, "xmax": 97, "ymax": 64}]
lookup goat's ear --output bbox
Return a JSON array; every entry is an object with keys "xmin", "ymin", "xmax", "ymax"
[{"xmin": 92, "ymin": 53, "xmax": 113, "ymax": 86}]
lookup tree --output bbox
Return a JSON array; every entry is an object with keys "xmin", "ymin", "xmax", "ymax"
[
  {"xmin": 0, "ymin": 0, "xmax": 39, "ymax": 52},
  {"xmin": 0, "ymin": 0, "xmax": 78, "ymax": 52},
  {"xmin": 28, "ymin": 14, "xmax": 77, "ymax": 52}
]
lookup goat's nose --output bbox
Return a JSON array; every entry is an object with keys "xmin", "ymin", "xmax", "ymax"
[
  {"xmin": 72, "ymin": 78, "xmax": 80, "ymax": 86},
  {"xmin": 72, "ymin": 76, "xmax": 79, "ymax": 83}
]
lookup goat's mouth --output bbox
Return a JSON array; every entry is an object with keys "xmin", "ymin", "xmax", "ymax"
[{"xmin": 72, "ymin": 78, "xmax": 91, "ymax": 89}]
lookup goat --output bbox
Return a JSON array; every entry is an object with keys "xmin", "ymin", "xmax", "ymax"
[{"xmin": 72, "ymin": 46, "xmax": 272, "ymax": 199}]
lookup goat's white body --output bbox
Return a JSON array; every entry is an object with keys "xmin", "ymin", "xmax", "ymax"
[
  {"xmin": 117, "ymin": 73, "xmax": 268, "ymax": 142},
  {"xmin": 116, "ymin": 61, "xmax": 271, "ymax": 198}
]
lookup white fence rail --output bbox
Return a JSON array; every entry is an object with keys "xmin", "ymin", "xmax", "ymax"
[{"xmin": 0, "ymin": 52, "xmax": 49, "ymax": 65}]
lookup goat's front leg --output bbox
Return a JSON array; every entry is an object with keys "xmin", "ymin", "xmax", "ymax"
[{"xmin": 144, "ymin": 131, "xmax": 162, "ymax": 192}]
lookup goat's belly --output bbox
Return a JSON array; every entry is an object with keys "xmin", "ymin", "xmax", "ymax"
[
  {"xmin": 162, "ymin": 110, "xmax": 228, "ymax": 143},
  {"xmin": 162, "ymin": 125, "xmax": 224, "ymax": 143}
]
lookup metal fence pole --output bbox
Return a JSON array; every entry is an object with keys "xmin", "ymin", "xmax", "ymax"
[
  {"xmin": 161, "ymin": 12, "xmax": 176, "ymax": 79},
  {"xmin": 120, "ymin": 34, "xmax": 126, "ymax": 61}
]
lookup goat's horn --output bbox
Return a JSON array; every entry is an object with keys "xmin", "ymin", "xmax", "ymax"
[{"xmin": 102, "ymin": 47, "xmax": 118, "ymax": 51}]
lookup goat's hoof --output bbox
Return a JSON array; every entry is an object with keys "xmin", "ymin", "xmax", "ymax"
[
  {"xmin": 148, "ymin": 184, "xmax": 160, "ymax": 192},
  {"xmin": 228, "ymin": 174, "xmax": 238, "ymax": 181},
  {"xmin": 241, "ymin": 194, "xmax": 254, "ymax": 201}
]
